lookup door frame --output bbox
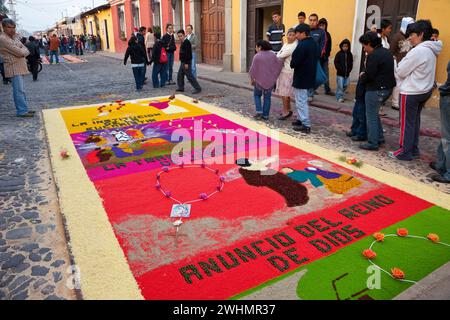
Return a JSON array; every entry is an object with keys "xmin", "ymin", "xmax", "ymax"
[
  {"xmin": 104, "ymin": 19, "xmax": 110, "ymax": 50},
  {"xmin": 246, "ymin": 0, "xmax": 283, "ymax": 71}
]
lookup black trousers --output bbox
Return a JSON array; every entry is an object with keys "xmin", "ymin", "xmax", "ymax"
[
  {"xmin": 28, "ymin": 59, "xmax": 39, "ymax": 81},
  {"xmin": 177, "ymin": 63, "xmax": 201, "ymax": 91}
]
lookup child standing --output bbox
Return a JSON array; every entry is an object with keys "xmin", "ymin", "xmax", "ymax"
[{"xmin": 334, "ymin": 39, "xmax": 353, "ymax": 103}]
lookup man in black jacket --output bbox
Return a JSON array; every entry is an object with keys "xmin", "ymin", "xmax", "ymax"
[
  {"xmin": 162, "ymin": 24, "xmax": 177, "ymax": 85},
  {"xmin": 137, "ymin": 27, "xmax": 148, "ymax": 83},
  {"xmin": 25, "ymin": 36, "xmax": 40, "ymax": 81},
  {"xmin": 359, "ymin": 32, "xmax": 396, "ymax": 151},
  {"xmin": 175, "ymin": 30, "xmax": 201, "ymax": 94},
  {"xmin": 290, "ymin": 23, "xmax": 319, "ymax": 134}
]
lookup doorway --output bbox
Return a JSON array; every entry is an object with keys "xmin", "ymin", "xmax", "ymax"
[
  {"xmin": 366, "ymin": 0, "xmax": 419, "ymax": 36},
  {"xmin": 104, "ymin": 19, "xmax": 110, "ymax": 50},
  {"xmin": 201, "ymin": 0, "xmax": 225, "ymax": 65},
  {"xmin": 247, "ymin": 0, "xmax": 282, "ymax": 71}
]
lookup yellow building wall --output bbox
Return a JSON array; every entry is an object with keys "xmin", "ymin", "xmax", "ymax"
[
  {"xmin": 96, "ymin": 9, "xmax": 115, "ymax": 52},
  {"xmin": 283, "ymin": 0, "xmax": 357, "ymax": 86},
  {"xmin": 232, "ymin": 0, "xmax": 241, "ymax": 72},
  {"xmin": 283, "ymin": 0, "xmax": 356, "ymax": 57},
  {"xmin": 417, "ymin": 0, "xmax": 449, "ymax": 85}
]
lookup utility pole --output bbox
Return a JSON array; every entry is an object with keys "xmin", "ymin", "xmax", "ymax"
[{"xmin": 7, "ymin": 0, "xmax": 18, "ymax": 24}]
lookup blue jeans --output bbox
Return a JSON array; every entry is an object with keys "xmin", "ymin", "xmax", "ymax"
[
  {"xmin": 436, "ymin": 95, "xmax": 450, "ymax": 180},
  {"xmin": 132, "ymin": 66, "xmax": 145, "ymax": 90},
  {"xmin": 350, "ymin": 96, "xmax": 367, "ymax": 139},
  {"xmin": 294, "ymin": 88, "xmax": 311, "ymax": 127},
  {"xmin": 254, "ymin": 86, "xmax": 272, "ymax": 119},
  {"xmin": 167, "ymin": 52, "xmax": 175, "ymax": 81},
  {"xmin": 365, "ymin": 89, "xmax": 392, "ymax": 148},
  {"xmin": 49, "ymin": 50, "xmax": 59, "ymax": 64},
  {"xmin": 191, "ymin": 52, "xmax": 197, "ymax": 78},
  {"xmin": 12, "ymin": 75, "xmax": 29, "ymax": 115},
  {"xmin": 152, "ymin": 63, "xmax": 168, "ymax": 88},
  {"xmin": 321, "ymin": 59, "xmax": 331, "ymax": 93},
  {"xmin": 336, "ymin": 76, "xmax": 350, "ymax": 101}
]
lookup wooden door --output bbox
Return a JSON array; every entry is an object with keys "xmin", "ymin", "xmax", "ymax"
[
  {"xmin": 201, "ymin": 0, "xmax": 225, "ymax": 65},
  {"xmin": 367, "ymin": 0, "xmax": 419, "ymax": 34},
  {"xmin": 247, "ymin": 0, "xmax": 282, "ymax": 70}
]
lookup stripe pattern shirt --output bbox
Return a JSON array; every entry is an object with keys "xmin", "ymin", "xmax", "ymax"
[{"xmin": 267, "ymin": 23, "xmax": 285, "ymax": 53}]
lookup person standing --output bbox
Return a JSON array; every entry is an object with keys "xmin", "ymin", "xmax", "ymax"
[
  {"xmin": 49, "ymin": 34, "xmax": 60, "ymax": 64},
  {"xmin": 150, "ymin": 32, "xmax": 168, "ymax": 88},
  {"xmin": 96, "ymin": 34, "xmax": 101, "ymax": 51},
  {"xmin": 334, "ymin": 39, "xmax": 353, "ymax": 103},
  {"xmin": 137, "ymin": 27, "xmax": 148, "ymax": 83},
  {"xmin": 91, "ymin": 35, "xmax": 97, "ymax": 53},
  {"xmin": 295, "ymin": 12, "xmax": 306, "ymax": 28},
  {"xmin": 266, "ymin": 10, "xmax": 285, "ymax": 54},
  {"xmin": 275, "ymin": 28, "xmax": 297, "ymax": 120},
  {"xmin": 290, "ymin": 23, "xmax": 320, "ymax": 134},
  {"xmin": 358, "ymin": 32, "xmax": 396, "ymax": 151},
  {"xmin": 145, "ymin": 27, "xmax": 155, "ymax": 61},
  {"xmin": 75, "ymin": 35, "xmax": 84, "ymax": 56},
  {"xmin": 389, "ymin": 20, "xmax": 442, "ymax": 161},
  {"xmin": 380, "ymin": 19, "xmax": 393, "ymax": 50},
  {"xmin": 0, "ymin": 19, "xmax": 34, "ymax": 117},
  {"xmin": 25, "ymin": 36, "xmax": 40, "ymax": 81},
  {"xmin": 318, "ymin": 18, "xmax": 334, "ymax": 96},
  {"xmin": 390, "ymin": 17, "xmax": 415, "ymax": 110},
  {"xmin": 308, "ymin": 13, "xmax": 326, "ymax": 101},
  {"xmin": 430, "ymin": 60, "xmax": 450, "ymax": 183},
  {"xmin": 42, "ymin": 34, "xmax": 49, "ymax": 56},
  {"xmin": 175, "ymin": 29, "xmax": 202, "ymax": 94},
  {"xmin": 124, "ymin": 35, "xmax": 149, "ymax": 91},
  {"xmin": 186, "ymin": 25, "xmax": 198, "ymax": 78},
  {"xmin": 249, "ymin": 40, "xmax": 283, "ymax": 121},
  {"xmin": 162, "ymin": 24, "xmax": 176, "ymax": 85}
]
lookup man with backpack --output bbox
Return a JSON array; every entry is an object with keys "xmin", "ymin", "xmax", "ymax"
[{"xmin": 150, "ymin": 32, "xmax": 168, "ymax": 88}]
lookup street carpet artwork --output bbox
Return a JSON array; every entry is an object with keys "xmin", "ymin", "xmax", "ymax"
[
  {"xmin": 43, "ymin": 95, "xmax": 450, "ymax": 300},
  {"xmin": 41, "ymin": 55, "xmax": 87, "ymax": 64}
]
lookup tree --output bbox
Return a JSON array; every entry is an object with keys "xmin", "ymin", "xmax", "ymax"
[{"xmin": 0, "ymin": 0, "xmax": 8, "ymax": 15}]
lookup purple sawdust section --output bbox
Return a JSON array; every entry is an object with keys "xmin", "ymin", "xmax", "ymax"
[{"xmin": 70, "ymin": 114, "xmax": 274, "ymax": 181}]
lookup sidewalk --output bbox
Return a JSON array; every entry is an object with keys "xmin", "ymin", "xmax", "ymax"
[{"xmin": 97, "ymin": 51, "xmax": 441, "ymax": 139}]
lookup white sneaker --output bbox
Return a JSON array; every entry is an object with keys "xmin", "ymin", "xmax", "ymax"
[
  {"xmin": 308, "ymin": 97, "xmax": 313, "ymax": 102},
  {"xmin": 338, "ymin": 99, "xmax": 345, "ymax": 103}
]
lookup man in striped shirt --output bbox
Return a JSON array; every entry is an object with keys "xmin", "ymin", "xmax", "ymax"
[
  {"xmin": 0, "ymin": 19, "xmax": 34, "ymax": 117},
  {"xmin": 266, "ymin": 11, "xmax": 285, "ymax": 53}
]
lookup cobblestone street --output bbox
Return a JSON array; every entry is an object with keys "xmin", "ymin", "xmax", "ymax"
[{"xmin": 0, "ymin": 54, "xmax": 448, "ymax": 300}]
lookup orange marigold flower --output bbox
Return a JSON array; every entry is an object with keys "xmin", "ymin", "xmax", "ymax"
[
  {"xmin": 427, "ymin": 233, "xmax": 440, "ymax": 243},
  {"xmin": 391, "ymin": 268, "xmax": 405, "ymax": 279},
  {"xmin": 373, "ymin": 232, "xmax": 385, "ymax": 242},
  {"xmin": 362, "ymin": 249, "xmax": 377, "ymax": 259},
  {"xmin": 397, "ymin": 228, "xmax": 409, "ymax": 237}
]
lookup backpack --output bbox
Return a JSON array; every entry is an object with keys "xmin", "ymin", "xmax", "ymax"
[{"xmin": 160, "ymin": 47, "xmax": 168, "ymax": 64}]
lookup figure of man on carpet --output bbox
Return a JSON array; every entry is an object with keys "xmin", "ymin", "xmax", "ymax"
[{"xmin": 236, "ymin": 157, "xmax": 309, "ymax": 208}]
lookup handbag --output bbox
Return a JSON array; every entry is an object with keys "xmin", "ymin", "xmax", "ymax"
[
  {"xmin": 315, "ymin": 61, "xmax": 327, "ymax": 88},
  {"xmin": 160, "ymin": 47, "xmax": 168, "ymax": 64}
]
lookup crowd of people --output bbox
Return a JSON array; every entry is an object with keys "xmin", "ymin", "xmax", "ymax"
[
  {"xmin": 0, "ymin": 12, "xmax": 449, "ymax": 184},
  {"xmin": 123, "ymin": 23, "xmax": 201, "ymax": 94},
  {"xmin": 249, "ymin": 10, "xmax": 449, "ymax": 183}
]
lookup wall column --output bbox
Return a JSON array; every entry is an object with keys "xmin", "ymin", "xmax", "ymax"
[
  {"xmin": 189, "ymin": 0, "xmax": 202, "ymax": 62},
  {"xmin": 350, "ymin": 0, "xmax": 368, "ymax": 81},
  {"xmin": 223, "ymin": 0, "xmax": 233, "ymax": 71},
  {"xmin": 239, "ymin": 0, "xmax": 247, "ymax": 73}
]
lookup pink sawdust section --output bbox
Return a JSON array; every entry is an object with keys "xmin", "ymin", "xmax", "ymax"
[{"xmin": 70, "ymin": 114, "xmax": 270, "ymax": 181}]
